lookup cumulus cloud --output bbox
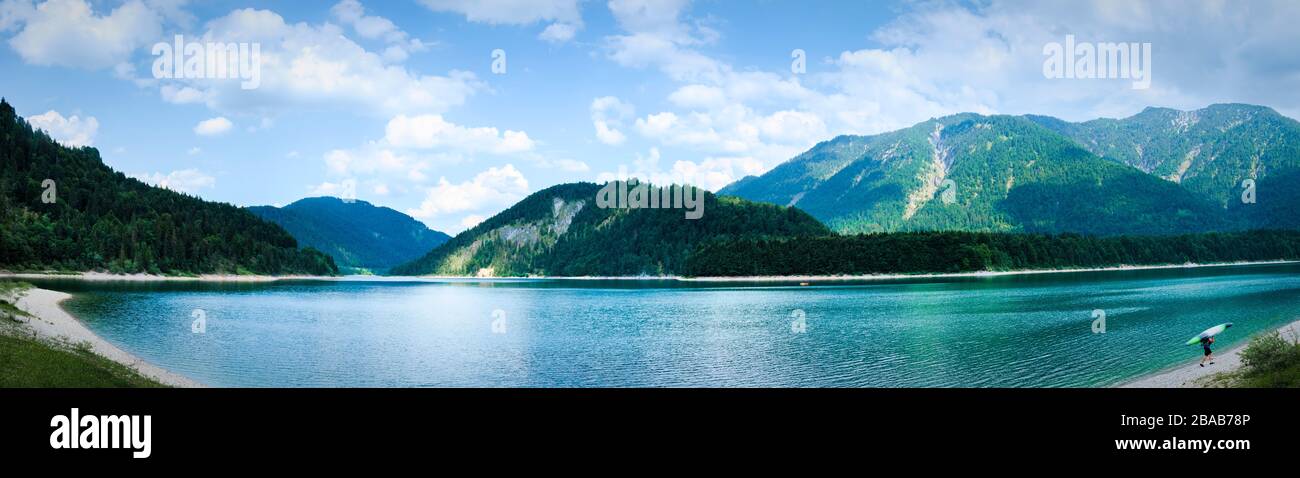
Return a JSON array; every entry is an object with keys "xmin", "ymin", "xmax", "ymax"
[
  {"xmin": 538, "ymin": 21, "xmax": 577, "ymax": 43},
  {"xmin": 590, "ymin": 96, "xmax": 634, "ymax": 146},
  {"xmin": 407, "ymin": 164, "xmax": 529, "ymax": 226},
  {"xmin": 193, "ymin": 116, "xmax": 233, "ymax": 136},
  {"xmin": 5, "ymin": 0, "xmax": 163, "ymax": 69},
  {"xmin": 596, "ymin": 147, "xmax": 764, "ymax": 192},
  {"xmin": 419, "ymin": 0, "xmax": 584, "ymax": 43},
  {"xmin": 330, "ymin": 0, "xmax": 427, "ymax": 62},
  {"xmin": 384, "ymin": 114, "xmax": 534, "ymax": 154},
  {"xmin": 418, "ymin": 0, "xmax": 581, "ymax": 25},
  {"xmin": 27, "ymin": 110, "xmax": 98, "ymax": 146},
  {"xmin": 156, "ymin": 8, "xmax": 482, "ymax": 118},
  {"xmin": 459, "ymin": 214, "xmax": 486, "ymax": 229},
  {"xmin": 131, "ymin": 169, "xmax": 215, "ymax": 193}
]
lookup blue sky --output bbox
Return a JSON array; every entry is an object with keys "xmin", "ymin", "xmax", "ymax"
[{"xmin": 3, "ymin": 0, "xmax": 1299, "ymax": 233}]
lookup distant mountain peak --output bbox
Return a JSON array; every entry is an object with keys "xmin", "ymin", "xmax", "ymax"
[
  {"xmin": 249, "ymin": 197, "xmax": 450, "ymax": 274},
  {"xmin": 722, "ymin": 103, "xmax": 1300, "ymax": 235}
]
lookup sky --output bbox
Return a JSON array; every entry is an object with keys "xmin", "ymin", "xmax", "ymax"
[{"xmin": 2, "ymin": 0, "xmax": 1299, "ymax": 234}]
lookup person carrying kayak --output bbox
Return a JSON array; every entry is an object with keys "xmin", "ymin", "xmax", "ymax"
[{"xmin": 1199, "ymin": 335, "xmax": 1216, "ymax": 367}]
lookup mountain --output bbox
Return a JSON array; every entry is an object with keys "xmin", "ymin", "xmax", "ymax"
[
  {"xmin": 390, "ymin": 182, "xmax": 829, "ymax": 277},
  {"xmin": 0, "ymin": 98, "xmax": 337, "ymax": 275},
  {"xmin": 721, "ymin": 113, "xmax": 1232, "ymax": 235},
  {"xmin": 1027, "ymin": 104, "xmax": 1300, "ymax": 205},
  {"xmin": 1027, "ymin": 104, "xmax": 1300, "ymax": 228},
  {"xmin": 248, "ymin": 197, "xmax": 450, "ymax": 274}
]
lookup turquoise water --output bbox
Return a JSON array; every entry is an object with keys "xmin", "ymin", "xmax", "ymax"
[{"xmin": 31, "ymin": 263, "xmax": 1300, "ymax": 387}]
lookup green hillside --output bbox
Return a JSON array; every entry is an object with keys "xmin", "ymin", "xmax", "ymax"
[
  {"xmin": 0, "ymin": 98, "xmax": 337, "ymax": 276},
  {"xmin": 249, "ymin": 197, "xmax": 450, "ymax": 274},
  {"xmin": 390, "ymin": 182, "xmax": 829, "ymax": 277},
  {"xmin": 1028, "ymin": 104, "xmax": 1300, "ymax": 209},
  {"xmin": 723, "ymin": 113, "xmax": 1229, "ymax": 235}
]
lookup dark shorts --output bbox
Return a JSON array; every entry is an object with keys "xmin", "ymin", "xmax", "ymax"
[{"xmin": 1204, "ymin": 346, "xmax": 1213, "ymax": 356}]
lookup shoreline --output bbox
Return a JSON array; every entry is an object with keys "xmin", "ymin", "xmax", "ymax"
[
  {"xmin": 4, "ymin": 260, "xmax": 1296, "ymax": 284},
  {"xmin": 680, "ymin": 260, "xmax": 1300, "ymax": 282},
  {"xmin": 1118, "ymin": 319, "xmax": 1300, "ymax": 388},
  {"xmin": 9, "ymin": 287, "xmax": 202, "ymax": 388},
  {"xmin": 0, "ymin": 271, "xmax": 344, "ymax": 282}
]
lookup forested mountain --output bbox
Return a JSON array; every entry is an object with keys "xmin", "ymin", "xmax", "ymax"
[
  {"xmin": 390, "ymin": 182, "xmax": 829, "ymax": 277},
  {"xmin": 687, "ymin": 230, "xmax": 1300, "ymax": 277},
  {"xmin": 721, "ymin": 113, "xmax": 1231, "ymax": 235},
  {"xmin": 1027, "ymin": 104, "xmax": 1300, "ymax": 208},
  {"xmin": 249, "ymin": 197, "xmax": 450, "ymax": 274},
  {"xmin": 0, "ymin": 99, "xmax": 337, "ymax": 275}
]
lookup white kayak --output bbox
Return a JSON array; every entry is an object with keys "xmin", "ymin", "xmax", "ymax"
[{"xmin": 1186, "ymin": 323, "xmax": 1232, "ymax": 345}]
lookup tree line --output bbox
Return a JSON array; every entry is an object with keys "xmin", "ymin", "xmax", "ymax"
[{"xmin": 0, "ymin": 99, "xmax": 337, "ymax": 275}]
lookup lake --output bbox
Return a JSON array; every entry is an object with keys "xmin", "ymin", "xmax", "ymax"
[{"xmin": 28, "ymin": 263, "xmax": 1300, "ymax": 387}]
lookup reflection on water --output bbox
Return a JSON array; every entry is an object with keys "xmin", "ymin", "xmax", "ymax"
[{"xmin": 27, "ymin": 263, "xmax": 1300, "ymax": 387}]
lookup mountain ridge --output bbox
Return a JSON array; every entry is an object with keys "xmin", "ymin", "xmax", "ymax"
[
  {"xmin": 721, "ymin": 103, "xmax": 1298, "ymax": 235},
  {"xmin": 249, "ymin": 196, "xmax": 450, "ymax": 274},
  {"xmin": 0, "ymin": 98, "xmax": 337, "ymax": 275}
]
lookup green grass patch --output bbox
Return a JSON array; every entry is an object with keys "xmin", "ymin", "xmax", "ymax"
[
  {"xmin": 0, "ymin": 331, "xmax": 168, "ymax": 388},
  {"xmin": 0, "ymin": 281, "xmax": 166, "ymax": 388}
]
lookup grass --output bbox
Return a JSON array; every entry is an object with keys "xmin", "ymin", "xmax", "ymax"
[
  {"xmin": 0, "ymin": 333, "xmax": 167, "ymax": 387},
  {"xmin": 0, "ymin": 280, "xmax": 33, "ymax": 321},
  {"xmin": 1201, "ymin": 329, "xmax": 1300, "ymax": 388},
  {"xmin": 0, "ymin": 280, "xmax": 167, "ymax": 388}
]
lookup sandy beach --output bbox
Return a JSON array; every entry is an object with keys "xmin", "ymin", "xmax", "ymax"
[
  {"xmin": 9, "ymin": 287, "xmax": 202, "ymax": 387},
  {"xmin": 1119, "ymin": 319, "xmax": 1300, "ymax": 388}
]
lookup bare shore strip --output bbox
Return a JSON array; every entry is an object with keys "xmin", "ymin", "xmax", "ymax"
[
  {"xmin": 1119, "ymin": 319, "xmax": 1300, "ymax": 388},
  {"xmin": 9, "ymin": 288, "xmax": 202, "ymax": 388}
]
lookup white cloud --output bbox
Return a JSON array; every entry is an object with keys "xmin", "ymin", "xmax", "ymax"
[
  {"xmin": 324, "ymin": 147, "xmax": 432, "ymax": 181},
  {"xmin": 187, "ymin": 146, "xmax": 201, "ymax": 155},
  {"xmin": 0, "ymin": 0, "xmax": 35, "ymax": 32},
  {"xmin": 308, "ymin": 180, "xmax": 353, "ymax": 197},
  {"xmin": 538, "ymin": 22, "xmax": 577, "ymax": 43},
  {"xmin": 407, "ymin": 164, "xmax": 529, "ymax": 221},
  {"xmin": 157, "ymin": 8, "xmax": 482, "ymax": 117},
  {"xmin": 384, "ymin": 114, "xmax": 535, "ymax": 154},
  {"xmin": 193, "ymin": 116, "xmax": 233, "ymax": 136},
  {"xmin": 6, "ymin": 0, "xmax": 164, "ymax": 69},
  {"xmin": 419, "ymin": 0, "xmax": 583, "ymax": 44},
  {"xmin": 131, "ymin": 169, "xmax": 215, "ymax": 193},
  {"xmin": 160, "ymin": 85, "xmax": 206, "ymax": 104},
  {"xmin": 595, "ymin": 147, "xmax": 762, "ymax": 191},
  {"xmin": 459, "ymin": 214, "xmax": 486, "ymax": 229},
  {"xmin": 418, "ymin": 0, "xmax": 581, "ymax": 25},
  {"xmin": 27, "ymin": 110, "xmax": 98, "ymax": 147},
  {"xmin": 590, "ymin": 96, "xmax": 633, "ymax": 145},
  {"xmin": 330, "ymin": 0, "xmax": 427, "ymax": 62}
]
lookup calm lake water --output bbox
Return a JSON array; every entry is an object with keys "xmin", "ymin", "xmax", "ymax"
[{"xmin": 29, "ymin": 263, "xmax": 1300, "ymax": 387}]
